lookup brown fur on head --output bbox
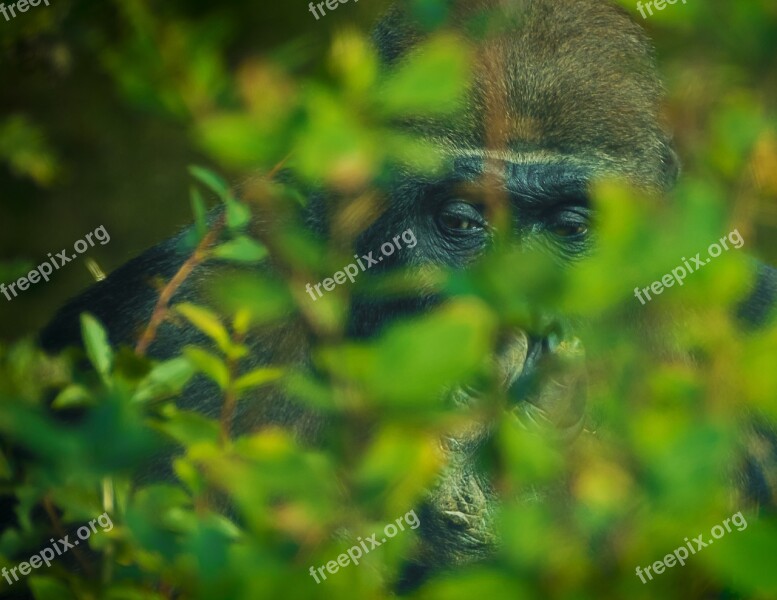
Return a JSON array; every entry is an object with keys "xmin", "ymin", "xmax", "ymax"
[{"xmin": 374, "ymin": 0, "xmax": 679, "ymax": 192}]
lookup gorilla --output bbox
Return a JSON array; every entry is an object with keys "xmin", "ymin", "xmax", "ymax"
[{"xmin": 35, "ymin": 0, "xmax": 777, "ymax": 590}]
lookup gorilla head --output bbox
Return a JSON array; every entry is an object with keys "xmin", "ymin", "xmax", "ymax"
[{"xmin": 372, "ymin": 0, "xmax": 678, "ymax": 190}]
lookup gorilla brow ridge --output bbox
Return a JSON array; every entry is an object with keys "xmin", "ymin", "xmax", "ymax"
[{"xmin": 442, "ymin": 155, "xmax": 591, "ymax": 209}]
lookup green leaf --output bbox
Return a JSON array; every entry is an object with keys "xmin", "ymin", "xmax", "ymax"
[
  {"xmin": 80, "ymin": 313, "xmax": 113, "ymax": 386},
  {"xmin": 212, "ymin": 273, "xmax": 293, "ymax": 326},
  {"xmin": 188, "ymin": 165, "xmax": 232, "ymax": 202},
  {"xmin": 376, "ymin": 33, "xmax": 472, "ymax": 117},
  {"xmin": 191, "ymin": 185, "xmax": 208, "ymax": 241},
  {"xmin": 133, "ymin": 357, "xmax": 196, "ymax": 404},
  {"xmin": 173, "ymin": 457, "xmax": 206, "ymax": 495},
  {"xmin": 329, "ymin": 30, "xmax": 378, "ymax": 94},
  {"xmin": 295, "ymin": 85, "xmax": 378, "ymax": 185},
  {"xmin": 234, "ymin": 367, "xmax": 284, "ymax": 393},
  {"xmin": 156, "ymin": 409, "xmax": 220, "ymax": 446},
  {"xmin": 225, "ymin": 199, "xmax": 252, "ymax": 230},
  {"xmin": 196, "ymin": 113, "xmax": 281, "ymax": 168},
  {"xmin": 184, "ymin": 347, "xmax": 229, "ymax": 389},
  {"xmin": 385, "ymin": 132, "xmax": 447, "ymax": 174},
  {"xmin": 51, "ymin": 385, "xmax": 95, "ymax": 410},
  {"xmin": 0, "ymin": 115, "xmax": 60, "ymax": 186},
  {"xmin": 702, "ymin": 519, "xmax": 777, "ymax": 596},
  {"xmin": 212, "ymin": 236, "xmax": 268, "ymax": 263},
  {"xmin": 113, "ymin": 346, "xmax": 154, "ymax": 381},
  {"xmin": 28, "ymin": 576, "xmax": 77, "ymax": 600},
  {"xmin": 317, "ymin": 298, "xmax": 495, "ymax": 407},
  {"xmin": 176, "ymin": 304, "xmax": 231, "ymax": 355}
]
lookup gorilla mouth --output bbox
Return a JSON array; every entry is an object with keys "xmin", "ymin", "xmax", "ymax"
[
  {"xmin": 447, "ymin": 329, "xmax": 587, "ymax": 442},
  {"xmin": 505, "ymin": 332, "xmax": 588, "ymax": 444},
  {"xmin": 424, "ymin": 329, "xmax": 588, "ymax": 563}
]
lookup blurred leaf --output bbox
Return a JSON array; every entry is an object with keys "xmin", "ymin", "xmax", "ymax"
[
  {"xmin": 189, "ymin": 165, "xmax": 233, "ymax": 202},
  {"xmin": 0, "ymin": 260, "xmax": 34, "ymax": 285},
  {"xmin": 356, "ymin": 426, "xmax": 441, "ymax": 511},
  {"xmin": 329, "ymin": 30, "xmax": 378, "ymax": 95},
  {"xmin": 234, "ymin": 367, "xmax": 284, "ymax": 393},
  {"xmin": 28, "ymin": 576, "xmax": 77, "ymax": 600},
  {"xmin": 132, "ymin": 357, "xmax": 195, "ymax": 405},
  {"xmin": 410, "ymin": 0, "xmax": 452, "ymax": 30},
  {"xmin": 197, "ymin": 113, "xmax": 280, "ymax": 167},
  {"xmin": 375, "ymin": 33, "xmax": 472, "ymax": 117},
  {"xmin": 80, "ymin": 313, "xmax": 113, "ymax": 386},
  {"xmin": 225, "ymin": 198, "xmax": 252, "ymax": 230},
  {"xmin": 52, "ymin": 385, "xmax": 95, "ymax": 410},
  {"xmin": 318, "ymin": 298, "xmax": 496, "ymax": 406},
  {"xmin": 176, "ymin": 303, "xmax": 231, "ymax": 355},
  {"xmin": 0, "ymin": 115, "xmax": 60, "ymax": 186},
  {"xmin": 156, "ymin": 406, "xmax": 220, "ymax": 446},
  {"xmin": 702, "ymin": 518, "xmax": 777, "ymax": 595},
  {"xmin": 191, "ymin": 185, "xmax": 208, "ymax": 242},
  {"xmin": 212, "ymin": 236, "xmax": 268, "ymax": 264},
  {"xmin": 295, "ymin": 86, "xmax": 377, "ymax": 188},
  {"xmin": 211, "ymin": 273, "xmax": 292, "ymax": 326},
  {"xmin": 184, "ymin": 346, "xmax": 229, "ymax": 389}
]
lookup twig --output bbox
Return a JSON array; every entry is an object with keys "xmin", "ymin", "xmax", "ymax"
[
  {"xmin": 135, "ymin": 216, "xmax": 225, "ymax": 356},
  {"xmin": 135, "ymin": 156, "xmax": 290, "ymax": 357}
]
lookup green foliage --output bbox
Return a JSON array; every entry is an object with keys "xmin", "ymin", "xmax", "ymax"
[
  {"xmin": 0, "ymin": 115, "xmax": 60, "ymax": 186},
  {"xmin": 1, "ymin": 1, "xmax": 777, "ymax": 599}
]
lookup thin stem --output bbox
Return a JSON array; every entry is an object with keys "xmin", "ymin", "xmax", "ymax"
[
  {"xmin": 219, "ymin": 330, "xmax": 246, "ymax": 445},
  {"xmin": 135, "ymin": 216, "xmax": 225, "ymax": 356}
]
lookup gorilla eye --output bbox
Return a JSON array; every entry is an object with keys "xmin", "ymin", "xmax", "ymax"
[
  {"xmin": 438, "ymin": 201, "xmax": 486, "ymax": 233},
  {"xmin": 546, "ymin": 209, "xmax": 590, "ymax": 241},
  {"xmin": 549, "ymin": 223, "xmax": 588, "ymax": 238}
]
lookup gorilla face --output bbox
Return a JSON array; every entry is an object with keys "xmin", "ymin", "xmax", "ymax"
[
  {"xmin": 335, "ymin": 0, "xmax": 677, "ymax": 574},
  {"xmin": 344, "ymin": 154, "xmax": 592, "ymax": 571}
]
